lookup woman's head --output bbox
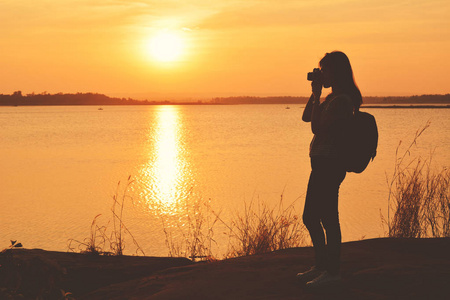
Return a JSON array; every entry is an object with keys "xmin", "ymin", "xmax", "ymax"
[{"xmin": 319, "ymin": 51, "xmax": 362, "ymax": 109}]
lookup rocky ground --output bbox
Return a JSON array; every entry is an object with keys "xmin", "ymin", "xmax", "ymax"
[{"xmin": 1, "ymin": 238, "xmax": 449, "ymax": 299}]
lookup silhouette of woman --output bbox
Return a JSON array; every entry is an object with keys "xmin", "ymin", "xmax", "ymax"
[{"xmin": 297, "ymin": 51, "xmax": 362, "ymax": 288}]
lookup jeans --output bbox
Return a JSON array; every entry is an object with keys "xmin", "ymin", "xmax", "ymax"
[{"xmin": 303, "ymin": 157, "xmax": 346, "ymax": 275}]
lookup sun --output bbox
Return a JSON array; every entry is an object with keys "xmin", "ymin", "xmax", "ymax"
[{"xmin": 147, "ymin": 31, "xmax": 185, "ymax": 63}]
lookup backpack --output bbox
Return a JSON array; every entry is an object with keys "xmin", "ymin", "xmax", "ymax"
[{"xmin": 344, "ymin": 110, "xmax": 378, "ymax": 173}]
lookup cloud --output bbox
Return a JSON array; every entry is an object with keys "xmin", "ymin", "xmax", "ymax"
[
  {"xmin": 198, "ymin": 0, "xmax": 449, "ymax": 30},
  {"xmin": 0, "ymin": 1, "xmax": 160, "ymax": 33}
]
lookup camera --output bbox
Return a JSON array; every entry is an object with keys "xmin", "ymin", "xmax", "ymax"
[{"xmin": 307, "ymin": 68, "xmax": 322, "ymax": 82}]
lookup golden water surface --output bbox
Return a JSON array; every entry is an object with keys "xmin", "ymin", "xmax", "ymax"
[{"xmin": 1, "ymin": 105, "xmax": 449, "ymax": 256}]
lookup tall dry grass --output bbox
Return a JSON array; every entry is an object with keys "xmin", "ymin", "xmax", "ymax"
[
  {"xmin": 158, "ymin": 193, "xmax": 307, "ymax": 260},
  {"xmin": 68, "ymin": 177, "xmax": 145, "ymax": 256},
  {"xmin": 158, "ymin": 195, "xmax": 219, "ymax": 261},
  {"xmin": 70, "ymin": 178, "xmax": 307, "ymax": 259},
  {"xmin": 222, "ymin": 196, "xmax": 307, "ymax": 258},
  {"xmin": 385, "ymin": 121, "xmax": 450, "ymax": 238}
]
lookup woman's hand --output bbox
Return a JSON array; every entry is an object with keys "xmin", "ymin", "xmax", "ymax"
[{"xmin": 311, "ymin": 80, "xmax": 322, "ymax": 102}]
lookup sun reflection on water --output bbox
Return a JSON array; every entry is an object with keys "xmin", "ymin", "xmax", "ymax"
[{"xmin": 138, "ymin": 106, "xmax": 194, "ymax": 215}]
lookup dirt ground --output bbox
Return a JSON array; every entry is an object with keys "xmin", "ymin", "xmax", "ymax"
[{"xmin": 3, "ymin": 238, "xmax": 450, "ymax": 299}]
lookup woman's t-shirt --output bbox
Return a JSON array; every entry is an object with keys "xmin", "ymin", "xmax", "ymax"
[{"xmin": 310, "ymin": 94, "xmax": 354, "ymax": 158}]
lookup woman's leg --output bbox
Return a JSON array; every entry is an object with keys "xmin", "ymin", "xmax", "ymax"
[
  {"xmin": 321, "ymin": 204, "xmax": 342, "ymax": 275},
  {"xmin": 303, "ymin": 158, "xmax": 346, "ymax": 275},
  {"xmin": 303, "ymin": 167, "xmax": 327, "ymax": 270},
  {"xmin": 319, "ymin": 160, "xmax": 346, "ymax": 275}
]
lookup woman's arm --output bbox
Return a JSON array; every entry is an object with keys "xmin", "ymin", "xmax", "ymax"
[
  {"xmin": 310, "ymin": 97, "xmax": 322, "ymax": 134},
  {"xmin": 302, "ymin": 94, "xmax": 315, "ymax": 122},
  {"xmin": 309, "ymin": 80, "xmax": 323, "ymax": 134}
]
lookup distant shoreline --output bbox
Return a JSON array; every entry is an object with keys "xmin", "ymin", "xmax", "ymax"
[
  {"xmin": 361, "ymin": 105, "xmax": 450, "ymax": 109},
  {"xmin": 3, "ymin": 104, "xmax": 450, "ymax": 108},
  {"xmin": 1, "ymin": 92, "xmax": 449, "ymax": 106}
]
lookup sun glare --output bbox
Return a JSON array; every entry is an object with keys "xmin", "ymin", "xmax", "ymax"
[
  {"xmin": 138, "ymin": 106, "xmax": 194, "ymax": 214},
  {"xmin": 147, "ymin": 31, "xmax": 185, "ymax": 63}
]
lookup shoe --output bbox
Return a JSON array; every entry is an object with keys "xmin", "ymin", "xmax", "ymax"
[
  {"xmin": 305, "ymin": 271, "xmax": 341, "ymax": 289},
  {"xmin": 296, "ymin": 266, "xmax": 324, "ymax": 283}
]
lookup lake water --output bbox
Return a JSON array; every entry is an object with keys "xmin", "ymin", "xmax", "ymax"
[{"xmin": 1, "ymin": 105, "xmax": 449, "ymax": 256}]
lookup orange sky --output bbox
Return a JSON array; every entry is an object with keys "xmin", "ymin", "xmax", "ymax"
[{"xmin": 1, "ymin": 0, "xmax": 449, "ymax": 100}]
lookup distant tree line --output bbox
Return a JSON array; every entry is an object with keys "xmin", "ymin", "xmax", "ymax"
[
  {"xmin": 211, "ymin": 96, "xmax": 310, "ymax": 104},
  {"xmin": 0, "ymin": 91, "xmax": 170, "ymax": 106},
  {"xmin": 1, "ymin": 91, "xmax": 449, "ymax": 106},
  {"xmin": 362, "ymin": 94, "xmax": 450, "ymax": 104},
  {"xmin": 212, "ymin": 94, "xmax": 450, "ymax": 105}
]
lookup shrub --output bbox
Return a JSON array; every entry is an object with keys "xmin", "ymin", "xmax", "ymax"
[
  {"xmin": 223, "ymin": 196, "xmax": 307, "ymax": 258},
  {"xmin": 68, "ymin": 176, "xmax": 145, "ymax": 256},
  {"xmin": 386, "ymin": 122, "xmax": 450, "ymax": 238}
]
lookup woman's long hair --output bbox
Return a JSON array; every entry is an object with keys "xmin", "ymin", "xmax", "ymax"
[{"xmin": 320, "ymin": 51, "xmax": 362, "ymax": 110}]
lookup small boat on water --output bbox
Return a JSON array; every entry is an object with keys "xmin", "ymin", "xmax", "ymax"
[
  {"xmin": 285, "ymin": 106, "xmax": 290, "ymax": 109},
  {"xmin": 98, "ymin": 108, "xmax": 103, "ymax": 110}
]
